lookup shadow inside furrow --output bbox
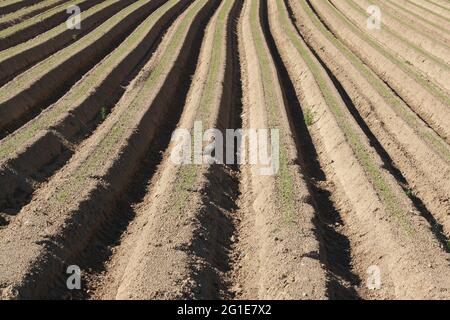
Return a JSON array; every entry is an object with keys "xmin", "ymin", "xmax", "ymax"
[
  {"xmin": 0, "ymin": 0, "xmax": 164, "ymax": 140},
  {"xmin": 0, "ymin": 0, "xmax": 42, "ymax": 16},
  {"xmin": 48, "ymin": 0, "xmax": 223, "ymax": 300},
  {"xmin": 0, "ymin": 0, "xmax": 134, "ymax": 87},
  {"xmin": 260, "ymin": 0, "xmax": 361, "ymax": 300},
  {"xmin": 188, "ymin": 0, "xmax": 244, "ymax": 300},
  {"xmin": 305, "ymin": 0, "xmax": 448, "ymax": 143},
  {"xmin": 299, "ymin": 0, "xmax": 450, "ymax": 254},
  {"xmin": 0, "ymin": 0, "xmax": 219, "ymax": 298},
  {"xmin": 0, "ymin": 0, "xmax": 192, "ymax": 224},
  {"xmin": 0, "ymin": 0, "xmax": 68, "ymax": 30},
  {"xmin": 0, "ymin": 0, "xmax": 104, "ymax": 51}
]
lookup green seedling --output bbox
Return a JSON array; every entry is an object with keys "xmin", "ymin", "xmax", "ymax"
[{"xmin": 304, "ymin": 108, "xmax": 315, "ymax": 126}]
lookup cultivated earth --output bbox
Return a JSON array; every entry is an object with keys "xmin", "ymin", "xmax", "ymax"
[{"xmin": 0, "ymin": 0, "xmax": 449, "ymax": 300}]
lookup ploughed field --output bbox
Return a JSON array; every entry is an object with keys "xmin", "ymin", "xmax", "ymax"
[{"xmin": 0, "ymin": 0, "xmax": 449, "ymax": 300}]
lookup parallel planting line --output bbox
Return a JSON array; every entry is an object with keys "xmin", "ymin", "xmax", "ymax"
[
  {"xmin": 340, "ymin": 0, "xmax": 450, "ymax": 93},
  {"xmin": 0, "ymin": 0, "xmax": 191, "ymax": 223},
  {"xmin": 0, "ymin": 0, "xmax": 165, "ymax": 137},
  {"xmin": 230, "ymin": 0, "xmax": 328, "ymax": 299},
  {"xmin": 370, "ymin": 0, "xmax": 450, "ymax": 53},
  {"xmin": 0, "ymin": 0, "xmax": 132, "ymax": 86},
  {"xmin": 383, "ymin": 0, "xmax": 450, "ymax": 39},
  {"xmin": 287, "ymin": 0, "xmax": 450, "ymax": 241},
  {"xmin": 309, "ymin": 0, "xmax": 450, "ymax": 143},
  {"xmin": 0, "ymin": 0, "xmax": 68, "ymax": 29},
  {"xmin": 325, "ymin": 0, "xmax": 450, "ymax": 105},
  {"xmin": 380, "ymin": 0, "xmax": 450, "ymax": 44},
  {"xmin": 0, "ymin": 0, "xmax": 217, "ymax": 300},
  {"xmin": 115, "ymin": 0, "xmax": 241, "ymax": 299},
  {"xmin": 0, "ymin": 0, "xmax": 102, "ymax": 50},
  {"xmin": 260, "ymin": 0, "xmax": 360, "ymax": 299},
  {"xmin": 295, "ymin": 0, "xmax": 450, "ymax": 164},
  {"xmin": 294, "ymin": 1, "xmax": 426, "ymax": 235},
  {"xmin": 279, "ymin": 0, "xmax": 450, "ymax": 299},
  {"xmin": 330, "ymin": 0, "xmax": 450, "ymax": 232},
  {"xmin": 405, "ymin": 0, "xmax": 450, "ymax": 21},
  {"xmin": 428, "ymin": 0, "xmax": 450, "ymax": 12},
  {"xmin": 0, "ymin": 0, "xmax": 41, "ymax": 16}
]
